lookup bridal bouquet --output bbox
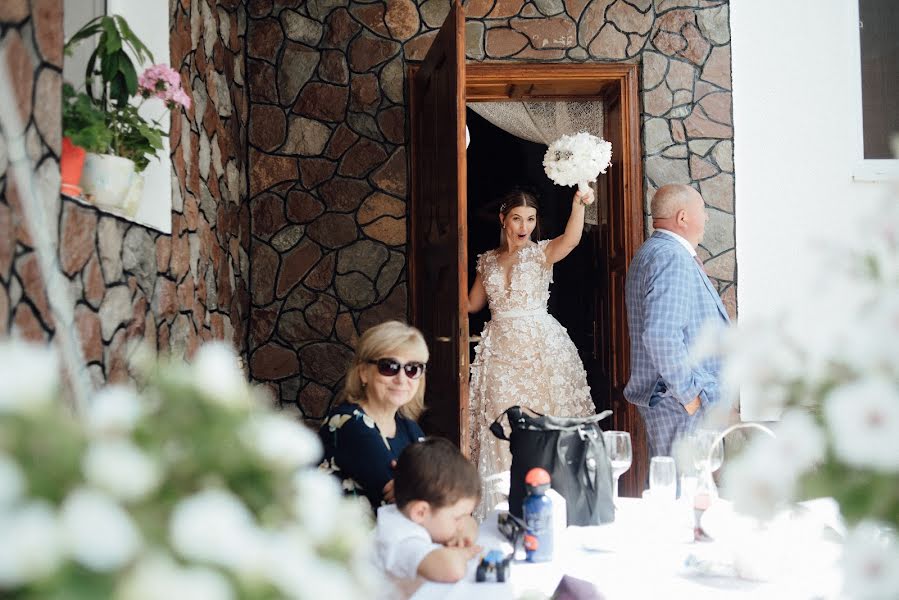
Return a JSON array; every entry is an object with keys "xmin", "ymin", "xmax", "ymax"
[
  {"xmin": 543, "ymin": 132, "xmax": 612, "ymax": 195},
  {"xmin": 0, "ymin": 341, "xmax": 380, "ymax": 599},
  {"xmin": 698, "ymin": 189, "xmax": 899, "ymax": 598}
]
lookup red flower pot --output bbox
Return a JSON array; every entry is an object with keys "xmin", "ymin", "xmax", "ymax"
[{"xmin": 60, "ymin": 136, "xmax": 86, "ymax": 197}]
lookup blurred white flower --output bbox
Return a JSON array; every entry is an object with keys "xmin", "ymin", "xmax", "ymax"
[
  {"xmin": 721, "ymin": 439, "xmax": 796, "ymax": 521},
  {"xmin": 61, "ymin": 488, "xmax": 142, "ymax": 572},
  {"xmin": 717, "ymin": 321, "xmax": 804, "ymax": 412},
  {"xmin": 242, "ymin": 413, "xmax": 322, "ymax": 470},
  {"xmin": 118, "ymin": 553, "xmax": 235, "ymax": 600},
  {"xmin": 0, "ymin": 500, "xmax": 62, "ymax": 587},
  {"xmin": 271, "ymin": 554, "xmax": 368, "ymax": 600},
  {"xmin": 771, "ymin": 409, "xmax": 826, "ymax": 473},
  {"xmin": 842, "ymin": 521, "xmax": 899, "ymax": 600},
  {"xmin": 84, "ymin": 386, "xmax": 144, "ymax": 436},
  {"xmin": 0, "ymin": 453, "xmax": 25, "ymax": 507},
  {"xmin": 169, "ymin": 488, "xmax": 258, "ymax": 570},
  {"xmin": 192, "ymin": 342, "xmax": 250, "ymax": 408},
  {"xmin": 825, "ymin": 378, "xmax": 899, "ymax": 472},
  {"xmin": 82, "ymin": 439, "xmax": 161, "ymax": 502},
  {"xmin": 0, "ymin": 341, "xmax": 59, "ymax": 415},
  {"xmin": 292, "ymin": 470, "xmax": 342, "ymax": 543}
]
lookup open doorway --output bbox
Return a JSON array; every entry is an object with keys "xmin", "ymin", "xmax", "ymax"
[
  {"xmin": 407, "ymin": 10, "xmax": 647, "ymax": 490},
  {"xmin": 465, "ymin": 108, "xmax": 609, "ymax": 414}
]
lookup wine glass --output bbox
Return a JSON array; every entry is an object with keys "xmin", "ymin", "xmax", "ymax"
[
  {"xmin": 691, "ymin": 429, "xmax": 724, "ymax": 480},
  {"xmin": 649, "ymin": 456, "xmax": 677, "ymax": 502},
  {"xmin": 603, "ymin": 430, "xmax": 632, "ymax": 500}
]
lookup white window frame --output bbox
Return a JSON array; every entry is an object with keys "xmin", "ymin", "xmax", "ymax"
[{"xmin": 848, "ymin": 0, "xmax": 899, "ymax": 182}]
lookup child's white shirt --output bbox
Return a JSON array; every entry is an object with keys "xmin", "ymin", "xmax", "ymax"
[{"xmin": 375, "ymin": 504, "xmax": 442, "ymax": 579}]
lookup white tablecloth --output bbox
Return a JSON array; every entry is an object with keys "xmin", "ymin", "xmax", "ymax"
[{"xmin": 412, "ymin": 498, "xmax": 843, "ymax": 600}]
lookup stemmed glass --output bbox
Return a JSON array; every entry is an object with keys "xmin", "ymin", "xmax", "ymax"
[
  {"xmin": 603, "ymin": 431, "xmax": 632, "ymax": 501},
  {"xmin": 689, "ymin": 429, "xmax": 724, "ymax": 533}
]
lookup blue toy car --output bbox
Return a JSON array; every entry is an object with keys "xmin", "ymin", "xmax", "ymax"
[{"xmin": 476, "ymin": 549, "xmax": 511, "ymax": 583}]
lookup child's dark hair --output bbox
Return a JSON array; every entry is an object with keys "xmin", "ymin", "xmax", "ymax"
[{"xmin": 394, "ymin": 437, "xmax": 481, "ymax": 509}]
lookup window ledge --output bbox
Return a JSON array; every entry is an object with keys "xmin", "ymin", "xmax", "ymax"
[
  {"xmin": 62, "ymin": 192, "xmax": 170, "ymax": 234},
  {"xmin": 852, "ymin": 160, "xmax": 899, "ymax": 182}
]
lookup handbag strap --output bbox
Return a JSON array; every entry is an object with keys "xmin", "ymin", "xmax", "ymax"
[{"xmin": 490, "ymin": 406, "xmax": 612, "ymax": 440}]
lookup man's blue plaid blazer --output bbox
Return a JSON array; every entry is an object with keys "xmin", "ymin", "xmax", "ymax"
[{"xmin": 624, "ymin": 231, "xmax": 730, "ymax": 458}]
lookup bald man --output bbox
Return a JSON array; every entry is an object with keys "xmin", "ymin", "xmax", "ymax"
[{"xmin": 624, "ymin": 184, "xmax": 730, "ymax": 458}]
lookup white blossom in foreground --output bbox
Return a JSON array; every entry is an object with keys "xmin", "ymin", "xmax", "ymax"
[
  {"xmin": 825, "ymin": 378, "xmax": 899, "ymax": 472},
  {"xmin": 192, "ymin": 342, "xmax": 250, "ymax": 409},
  {"xmin": 0, "ymin": 501, "xmax": 62, "ymax": 587},
  {"xmin": 273, "ymin": 554, "xmax": 370, "ymax": 600},
  {"xmin": 61, "ymin": 488, "xmax": 142, "ymax": 572},
  {"xmin": 721, "ymin": 439, "xmax": 796, "ymax": 521},
  {"xmin": 84, "ymin": 385, "xmax": 144, "ymax": 436},
  {"xmin": 293, "ymin": 469, "xmax": 343, "ymax": 543},
  {"xmin": 842, "ymin": 521, "xmax": 899, "ymax": 600},
  {"xmin": 770, "ymin": 409, "xmax": 826, "ymax": 473},
  {"xmin": 169, "ymin": 488, "xmax": 258, "ymax": 571},
  {"xmin": 118, "ymin": 553, "xmax": 235, "ymax": 600},
  {"xmin": 0, "ymin": 341, "xmax": 59, "ymax": 415},
  {"xmin": 0, "ymin": 453, "xmax": 25, "ymax": 507},
  {"xmin": 242, "ymin": 413, "xmax": 322, "ymax": 471},
  {"xmin": 82, "ymin": 439, "xmax": 161, "ymax": 502}
]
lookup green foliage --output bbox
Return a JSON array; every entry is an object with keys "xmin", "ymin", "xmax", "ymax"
[
  {"xmin": 62, "ymin": 84, "xmax": 112, "ymax": 154},
  {"xmin": 63, "ymin": 15, "xmax": 167, "ymax": 172},
  {"xmin": 64, "ymin": 15, "xmax": 153, "ymax": 110}
]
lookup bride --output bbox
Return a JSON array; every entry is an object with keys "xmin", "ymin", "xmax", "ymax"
[{"xmin": 467, "ymin": 187, "xmax": 597, "ymax": 517}]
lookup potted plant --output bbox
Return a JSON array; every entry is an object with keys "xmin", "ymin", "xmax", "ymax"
[
  {"xmin": 60, "ymin": 83, "xmax": 111, "ymax": 197},
  {"xmin": 62, "ymin": 15, "xmax": 190, "ymax": 215}
]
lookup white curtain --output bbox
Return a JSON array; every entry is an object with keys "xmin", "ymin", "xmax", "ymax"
[{"xmin": 467, "ymin": 100, "xmax": 605, "ymax": 224}]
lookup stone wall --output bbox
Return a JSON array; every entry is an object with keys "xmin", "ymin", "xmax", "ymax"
[
  {"xmin": 245, "ymin": 0, "xmax": 736, "ymax": 421},
  {"xmin": 0, "ymin": 0, "xmax": 250, "ymax": 385}
]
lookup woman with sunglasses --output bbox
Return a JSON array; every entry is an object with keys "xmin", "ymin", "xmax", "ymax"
[{"xmin": 319, "ymin": 320, "xmax": 429, "ymax": 512}]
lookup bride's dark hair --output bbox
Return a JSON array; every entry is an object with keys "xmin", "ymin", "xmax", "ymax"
[{"xmin": 498, "ymin": 188, "xmax": 541, "ymax": 249}]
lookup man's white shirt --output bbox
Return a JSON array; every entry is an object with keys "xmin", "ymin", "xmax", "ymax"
[{"xmin": 654, "ymin": 228, "xmax": 697, "ymax": 257}]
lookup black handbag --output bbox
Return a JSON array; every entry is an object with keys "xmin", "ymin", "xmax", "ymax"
[{"xmin": 490, "ymin": 406, "xmax": 615, "ymax": 526}]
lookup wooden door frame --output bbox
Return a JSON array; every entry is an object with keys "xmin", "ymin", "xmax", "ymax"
[{"xmin": 408, "ymin": 62, "xmax": 646, "ymax": 495}]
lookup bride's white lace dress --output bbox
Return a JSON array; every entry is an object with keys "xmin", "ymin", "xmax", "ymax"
[{"xmin": 469, "ymin": 239, "xmax": 595, "ymax": 518}]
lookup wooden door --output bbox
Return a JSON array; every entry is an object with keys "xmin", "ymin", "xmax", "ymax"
[
  {"xmin": 407, "ymin": 1, "xmax": 469, "ymax": 450},
  {"xmin": 601, "ymin": 76, "xmax": 647, "ymax": 497}
]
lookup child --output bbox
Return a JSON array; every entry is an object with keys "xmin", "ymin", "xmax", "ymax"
[{"xmin": 375, "ymin": 437, "xmax": 482, "ymax": 585}]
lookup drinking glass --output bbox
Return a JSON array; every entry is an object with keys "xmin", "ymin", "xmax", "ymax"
[
  {"xmin": 692, "ymin": 429, "xmax": 724, "ymax": 474},
  {"xmin": 603, "ymin": 430, "xmax": 632, "ymax": 500},
  {"xmin": 649, "ymin": 456, "xmax": 677, "ymax": 502}
]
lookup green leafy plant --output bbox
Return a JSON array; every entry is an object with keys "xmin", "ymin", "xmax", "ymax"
[
  {"xmin": 65, "ymin": 15, "xmax": 153, "ymax": 110},
  {"xmin": 62, "ymin": 83, "xmax": 113, "ymax": 155},
  {"xmin": 63, "ymin": 15, "xmax": 188, "ymax": 173}
]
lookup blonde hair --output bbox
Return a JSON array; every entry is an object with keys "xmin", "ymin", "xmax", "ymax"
[{"xmin": 340, "ymin": 320, "xmax": 429, "ymax": 420}]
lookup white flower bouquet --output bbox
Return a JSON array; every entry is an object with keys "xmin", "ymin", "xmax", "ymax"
[
  {"xmin": 698, "ymin": 190, "xmax": 899, "ymax": 598},
  {"xmin": 0, "ymin": 341, "xmax": 380, "ymax": 599},
  {"xmin": 543, "ymin": 132, "xmax": 612, "ymax": 196}
]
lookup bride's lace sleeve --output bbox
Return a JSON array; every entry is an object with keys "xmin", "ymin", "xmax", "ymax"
[
  {"xmin": 537, "ymin": 239, "xmax": 553, "ymax": 266},
  {"xmin": 475, "ymin": 250, "xmax": 490, "ymax": 277}
]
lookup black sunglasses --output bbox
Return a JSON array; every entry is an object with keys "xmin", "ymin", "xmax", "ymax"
[{"xmin": 367, "ymin": 358, "xmax": 427, "ymax": 380}]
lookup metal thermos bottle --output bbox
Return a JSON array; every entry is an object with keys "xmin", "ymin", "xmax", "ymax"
[{"xmin": 522, "ymin": 467, "xmax": 554, "ymax": 562}]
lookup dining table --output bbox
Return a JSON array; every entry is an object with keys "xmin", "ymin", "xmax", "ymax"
[{"xmin": 412, "ymin": 497, "xmax": 844, "ymax": 599}]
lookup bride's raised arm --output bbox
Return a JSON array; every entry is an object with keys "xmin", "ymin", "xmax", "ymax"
[
  {"xmin": 468, "ymin": 272, "xmax": 487, "ymax": 313},
  {"xmin": 544, "ymin": 189, "xmax": 593, "ymax": 265}
]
